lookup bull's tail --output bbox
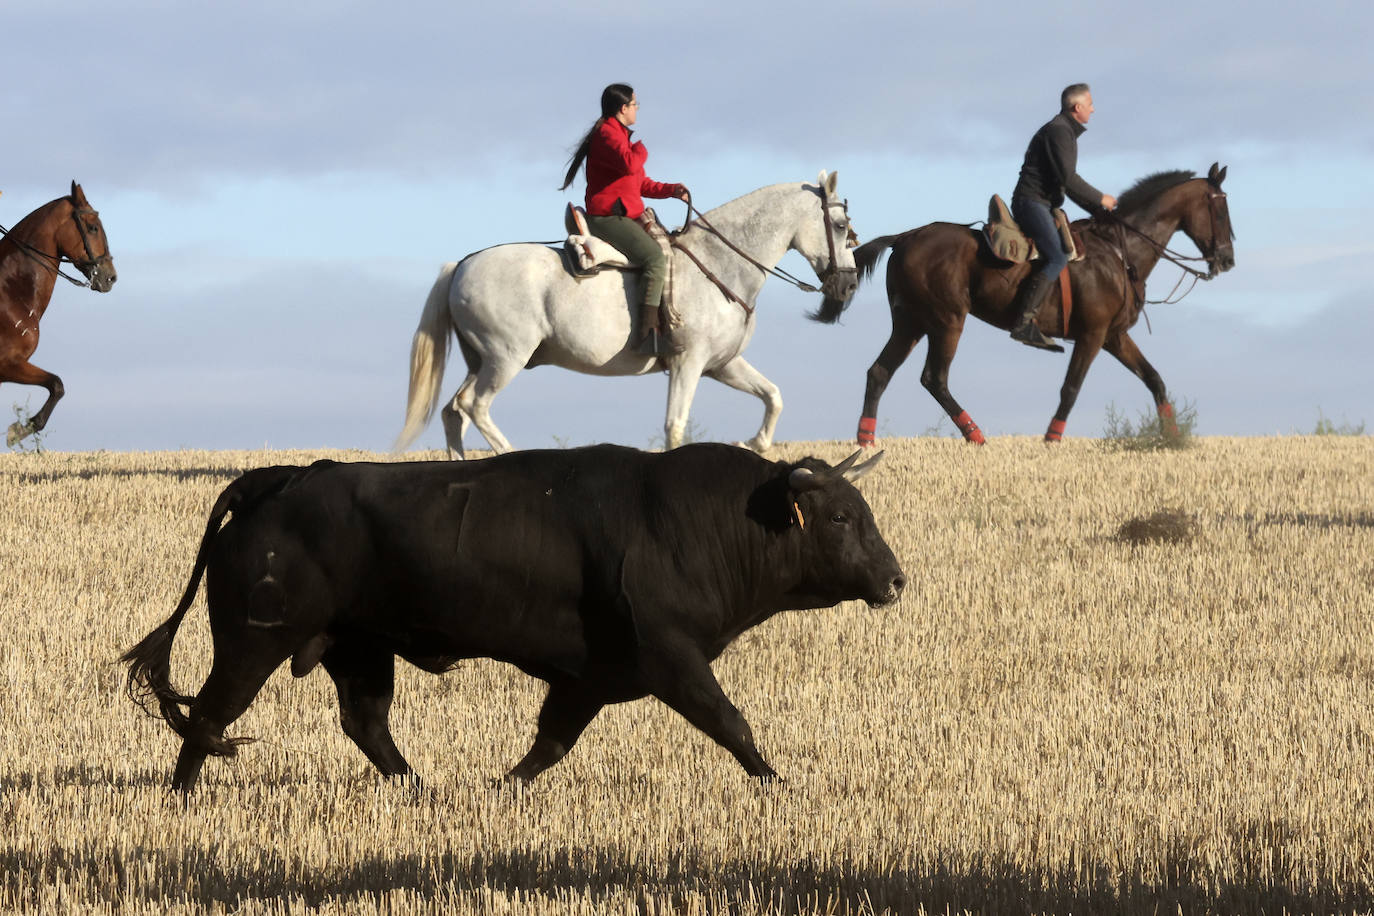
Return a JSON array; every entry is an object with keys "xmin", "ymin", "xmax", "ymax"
[
  {"xmin": 121, "ymin": 467, "xmax": 302, "ymax": 748},
  {"xmin": 807, "ymin": 234, "xmax": 903, "ymax": 324},
  {"xmin": 394, "ymin": 261, "xmax": 458, "ymax": 451}
]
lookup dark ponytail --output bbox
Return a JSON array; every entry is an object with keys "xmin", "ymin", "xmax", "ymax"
[{"xmin": 559, "ymin": 83, "xmax": 635, "ymax": 191}]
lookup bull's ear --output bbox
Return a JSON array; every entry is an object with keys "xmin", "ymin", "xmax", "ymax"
[{"xmin": 841, "ymin": 449, "xmax": 884, "ymax": 483}]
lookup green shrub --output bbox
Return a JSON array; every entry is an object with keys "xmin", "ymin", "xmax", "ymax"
[
  {"xmin": 1312, "ymin": 409, "xmax": 1365, "ymax": 436},
  {"xmin": 1100, "ymin": 398, "xmax": 1196, "ymax": 452}
]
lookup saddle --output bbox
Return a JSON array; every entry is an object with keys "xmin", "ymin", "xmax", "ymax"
[
  {"xmin": 982, "ymin": 195, "xmax": 1084, "ymax": 264},
  {"xmin": 560, "ymin": 203, "xmax": 681, "ymax": 330},
  {"xmin": 983, "ymin": 196, "xmax": 1085, "ymax": 337}
]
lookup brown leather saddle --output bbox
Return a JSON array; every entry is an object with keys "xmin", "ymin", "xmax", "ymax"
[
  {"xmin": 982, "ymin": 195, "xmax": 1084, "ymax": 264},
  {"xmin": 982, "ymin": 195, "xmax": 1086, "ymax": 336}
]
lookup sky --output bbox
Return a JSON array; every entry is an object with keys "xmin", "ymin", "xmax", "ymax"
[{"xmin": 3, "ymin": 0, "xmax": 1371, "ymax": 453}]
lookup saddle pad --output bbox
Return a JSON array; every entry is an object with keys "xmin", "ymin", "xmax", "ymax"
[
  {"xmin": 564, "ymin": 233, "xmax": 633, "ymax": 274},
  {"xmin": 562, "ymin": 203, "xmax": 631, "ymax": 275}
]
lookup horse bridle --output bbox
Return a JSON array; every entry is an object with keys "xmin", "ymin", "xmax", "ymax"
[
  {"xmin": 676, "ymin": 185, "xmax": 857, "ymax": 314},
  {"xmin": 67, "ymin": 205, "xmax": 112, "ymax": 278},
  {"xmin": 0, "ymin": 201, "xmax": 111, "ymax": 288},
  {"xmin": 1096, "ymin": 187, "xmax": 1232, "ymax": 305}
]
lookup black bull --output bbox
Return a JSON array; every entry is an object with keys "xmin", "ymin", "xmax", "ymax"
[{"xmin": 123, "ymin": 443, "xmax": 907, "ymax": 792}]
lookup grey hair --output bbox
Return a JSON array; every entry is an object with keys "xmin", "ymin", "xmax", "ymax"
[{"xmin": 1061, "ymin": 83, "xmax": 1092, "ymax": 112}]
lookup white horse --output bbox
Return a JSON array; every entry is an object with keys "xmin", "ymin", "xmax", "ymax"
[{"xmin": 396, "ymin": 171, "xmax": 858, "ymax": 457}]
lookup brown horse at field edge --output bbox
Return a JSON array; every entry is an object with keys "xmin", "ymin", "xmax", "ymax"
[
  {"xmin": 0, "ymin": 182, "xmax": 116, "ymax": 446},
  {"xmin": 812, "ymin": 163, "xmax": 1234, "ymax": 445}
]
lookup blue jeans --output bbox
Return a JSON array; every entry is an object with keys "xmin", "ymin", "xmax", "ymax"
[{"xmin": 1011, "ymin": 197, "xmax": 1068, "ymax": 282}]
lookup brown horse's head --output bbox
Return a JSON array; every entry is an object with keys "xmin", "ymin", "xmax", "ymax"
[
  {"xmin": 1185, "ymin": 163, "xmax": 1235, "ymax": 278},
  {"xmin": 58, "ymin": 181, "xmax": 117, "ymax": 292}
]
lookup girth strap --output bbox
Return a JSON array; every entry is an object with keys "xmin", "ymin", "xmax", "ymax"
[{"xmin": 1059, "ymin": 267, "xmax": 1072, "ymax": 336}]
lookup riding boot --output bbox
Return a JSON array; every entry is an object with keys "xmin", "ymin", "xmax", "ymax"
[
  {"xmin": 1008, "ymin": 272, "xmax": 1064, "ymax": 353},
  {"xmin": 637, "ymin": 304, "xmax": 684, "ymax": 357}
]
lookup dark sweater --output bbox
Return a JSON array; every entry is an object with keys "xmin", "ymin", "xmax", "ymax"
[{"xmin": 1013, "ymin": 111, "xmax": 1104, "ymax": 212}]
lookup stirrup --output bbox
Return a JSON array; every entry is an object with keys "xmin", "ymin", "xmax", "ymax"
[
  {"xmin": 1010, "ymin": 322, "xmax": 1064, "ymax": 353},
  {"xmin": 638, "ymin": 328, "xmax": 684, "ymax": 357}
]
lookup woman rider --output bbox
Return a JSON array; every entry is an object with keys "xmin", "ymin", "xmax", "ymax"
[{"xmin": 560, "ymin": 83, "xmax": 690, "ymax": 356}]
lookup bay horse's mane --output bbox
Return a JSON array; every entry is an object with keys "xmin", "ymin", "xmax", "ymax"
[
  {"xmin": 4, "ymin": 194, "xmax": 67, "ymax": 238},
  {"xmin": 1114, "ymin": 170, "xmax": 1196, "ymax": 216}
]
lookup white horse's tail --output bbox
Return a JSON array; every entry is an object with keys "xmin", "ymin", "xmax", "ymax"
[{"xmin": 394, "ymin": 261, "xmax": 458, "ymax": 451}]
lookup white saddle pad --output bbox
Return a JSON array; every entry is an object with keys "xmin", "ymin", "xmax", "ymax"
[{"xmin": 566, "ymin": 234, "xmax": 633, "ymax": 273}]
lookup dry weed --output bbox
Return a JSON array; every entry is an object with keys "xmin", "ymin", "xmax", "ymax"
[{"xmin": 1114, "ymin": 507, "xmax": 1198, "ymax": 545}]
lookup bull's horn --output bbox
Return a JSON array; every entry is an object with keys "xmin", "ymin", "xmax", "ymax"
[
  {"xmin": 791, "ymin": 449, "xmax": 885, "ymax": 492},
  {"xmin": 841, "ymin": 449, "xmax": 884, "ymax": 483},
  {"xmin": 830, "ymin": 449, "xmax": 864, "ymax": 477}
]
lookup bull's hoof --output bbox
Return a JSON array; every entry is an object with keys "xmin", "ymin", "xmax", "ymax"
[{"xmin": 491, "ymin": 773, "xmax": 535, "ymax": 796}]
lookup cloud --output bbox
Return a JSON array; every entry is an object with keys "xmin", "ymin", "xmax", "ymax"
[
  {"xmin": 7, "ymin": 1, "xmax": 1370, "ymax": 192},
  {"xmin": 5, "ymin": 1, "xmax": 1370, "ymax": 453}
]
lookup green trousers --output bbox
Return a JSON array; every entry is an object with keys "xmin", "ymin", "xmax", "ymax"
[{"xmin": 585, "ymin": 214, "xmax": 666, "ymax": 308}]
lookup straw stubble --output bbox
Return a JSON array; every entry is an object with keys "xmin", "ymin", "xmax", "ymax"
[{"xmin": 0, "ymin": 437, "xmax": 1371, "ymax": 914}]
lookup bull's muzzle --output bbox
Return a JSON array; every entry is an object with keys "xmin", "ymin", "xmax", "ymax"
[{"xmin": 867, "ymin": 571, "xmax": 907, "ymax": 608}]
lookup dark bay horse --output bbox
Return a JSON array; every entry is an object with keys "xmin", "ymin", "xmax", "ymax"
[
  {"xmin": 812, "ymin": 164, "xmax": 1235, "ymax": 445},
  {"xmin": 0, "ymin": 182, "xmax": 116, "ymax": 446}
]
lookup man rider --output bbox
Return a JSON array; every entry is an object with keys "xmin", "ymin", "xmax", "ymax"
[{"xmin": 1009, "ymin": 83, "xmax": 1117, "ymax": 352}]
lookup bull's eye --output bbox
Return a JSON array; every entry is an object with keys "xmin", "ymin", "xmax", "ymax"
[{"xmin": 830, "ymin": 512, "xmax": 849, "ymax": 526}]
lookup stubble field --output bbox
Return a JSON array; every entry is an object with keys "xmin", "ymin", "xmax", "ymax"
[{"xmin": 1, "ymin": 436, "xmax": 1372, "ymax": 914}]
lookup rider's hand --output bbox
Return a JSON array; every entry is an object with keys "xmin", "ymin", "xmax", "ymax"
[
  {"xmin": 1101, "ymin": 193, "xmax": 1117, "ymax": 211},
  {"xmin": 675, "ymin": 186, "xmax": 691, "ymax": 202}
]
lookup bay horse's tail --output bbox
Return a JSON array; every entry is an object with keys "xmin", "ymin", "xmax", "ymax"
[
  {"xmin": 121, "ymin": 468, "xmax": 297, "ymax": 747},
  {"xmin": 394, "ymin": 261, "xmax": 459, "ymax": 451},
  {"xmin": 808, "ymin": 234, "xmax": 903, "ymax": 324}
]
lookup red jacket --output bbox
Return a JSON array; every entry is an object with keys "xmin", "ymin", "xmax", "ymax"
[{"xmin": 584, "ymin": 117, "xmax": 682, "ymax": 219}]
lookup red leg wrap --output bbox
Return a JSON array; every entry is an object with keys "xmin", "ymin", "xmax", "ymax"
[
  {"xmin": 1158, "ymin": 402, "xmax": 1179, "ymax": 437},
  {"xmin": 857, "ymin": 416, "xmax": 877, "ymax": 446},
  {"xmin": 954, "ymin": 410, "xmax": 985, "ymax": 445},
  {"xmin": 1044, "ymin": 418, "xmax": 1066, "ymax": 442}
]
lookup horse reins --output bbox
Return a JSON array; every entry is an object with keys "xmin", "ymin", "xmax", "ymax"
[
  {"xmin": 674, "ymin": 185, "xmax": 853, "ymax": 315},
  {"xmin": 0, "ymin": 203, "xmax": 109, "ymax": 288},
  {"xmin": 1093, "ymin": 189, "xmax": 1230, "ymax": 305}
]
